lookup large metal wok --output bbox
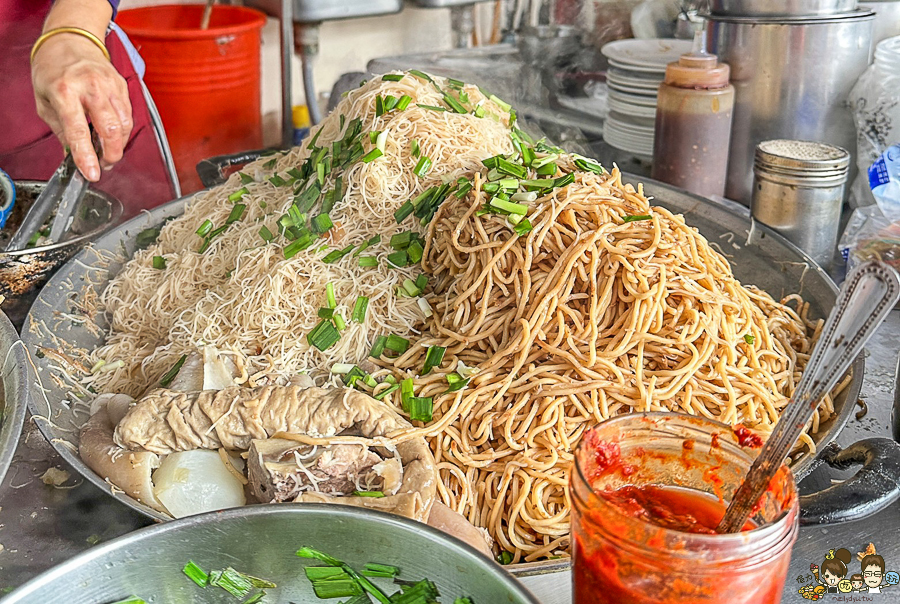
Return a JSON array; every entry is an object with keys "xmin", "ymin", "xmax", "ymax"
[
  {"xmin": 0, "ymin": 308, "xmax": 27, "ymax": 486},
  {"xmin": 20, "ymin": 175, "xmax": 900, "ymax": 604}
]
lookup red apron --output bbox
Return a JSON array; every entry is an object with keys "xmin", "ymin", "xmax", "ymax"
[{"xmin": 0, "ymin": 1, "xmax": 178, "ymax": 218}]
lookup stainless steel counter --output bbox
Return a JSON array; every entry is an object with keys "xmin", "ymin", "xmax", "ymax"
[{"xmin": 0, "ymin": 313, "xmax": 897, "ymax": 600}]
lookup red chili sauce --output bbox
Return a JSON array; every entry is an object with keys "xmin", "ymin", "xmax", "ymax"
[{"xmin": 733, "ymin": 424, "xmax": 764, "ymax": 448}]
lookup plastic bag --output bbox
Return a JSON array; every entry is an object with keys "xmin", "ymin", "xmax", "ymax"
[
  {"xmin": 838, "ymin": 204, "xmax": 900, "ymax": 272},
  {"xmin": 868, "ymin": 144, "xmax": 900, "ymax": 220}
]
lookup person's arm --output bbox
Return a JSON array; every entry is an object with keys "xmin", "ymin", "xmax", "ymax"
[{"xmin": 30, "ymin": 0, "xmax": 132, "ymax": 181}]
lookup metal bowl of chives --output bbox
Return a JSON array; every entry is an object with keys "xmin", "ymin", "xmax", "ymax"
[{"xmin": 2, "ymin": 504, "xmax": 542, "ymax": 604}]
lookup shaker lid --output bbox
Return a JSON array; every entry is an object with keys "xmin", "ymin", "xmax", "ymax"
[
  {"xmin": 663, "ymin": 53, "xmax": 731, "ymax": 89},
  {"xmin": 755, "ymin": 139, "xmax": 850, "ymax": 173}
]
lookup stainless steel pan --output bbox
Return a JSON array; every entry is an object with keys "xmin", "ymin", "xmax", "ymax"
[
  {"xmin": 0, "ymin": 308, "xmax": 27, "ymax": 487},
  {"xmin": 21, "ymin": 175, "xmax": 899, "ymax": 603}
]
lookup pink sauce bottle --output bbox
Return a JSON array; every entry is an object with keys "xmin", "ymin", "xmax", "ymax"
[{"xmin": 651, "ymin": 52, "xmax": 734, "ymax": 199}]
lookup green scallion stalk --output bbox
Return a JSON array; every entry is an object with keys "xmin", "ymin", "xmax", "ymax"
[
  {"xmin": 311, "ymin": 213, "xmax": 333, "ymax": 234},
  {"xmin": 383, "ymin": 95, "xmax": 399, "ymax": 111},
  {"xmin": 333, "ymin": 313, "xmax": 346, "ymax": 331},
  {"xmin": 352, "ymin": 233, "xmax": 381, "ymax": 257},
  {"xmin": 373, "ymin": 383, "xmax": 400, "ymax": 400},
  {"xmin": 415, "ymin": 273, "xmax": 428, "ymax": 291},
  {"xmin": 375, "ymin": 95, "xmax": 385, "ymax": 117},
  {"xmin": 369, "ymin": 335, "xmax": 388, "ymax": 358},
  {"xmin": 160, "ymin": 355, "xmax": 187, "ymax": 387},
  {"xmin": 196, "ymin": 220, "xmax": 213, "ymax": 237},
  {"xmin": 353, "ymin": 490, "xmax": 385, "ymax": 498},
  {"xmin": 326, "ymin": 282, "xmax": 336, "ymax": 308},
  {"xmin": 574, "ymin": 157, "xmax": 604, "ymax": 174},
  {"xmin": 364, "ymin": 563, "xmax": 399, "ymax": 576},
  {"xmin": 407, "ymin": 240, "xmax": 424, "ymax": 264},
  {"xmin": 239, "ymin": 172, "xmax": 255, "ymax": 185},
  {"xmin": 408, "ymin": 396, "xmax": 434, "ymax": 422},
  {"xmin": 342, "ymin": 366, "xmax": 366, "ymax": 387},
  {"xmin": 182, "ymin": 561, "xmax": 209, "ymax": 587},
  {"xmin": 376, "ymin": 130, "xmax": 388, "ymax": 153},
  {"xmin": 318, "ymin": 307, "xmax": 335, "ymax": 319},
  {"xmin": 490, "ymin": 198, "xmax": 528, "ymax": 215},
  {"xmin": 489, "ymin": 94, "xmax": 512, "ymax": 112},
  {"xmin": 536, "ymin": 162, "xmax": 557, "ymax": 176},
  {"xmin": 445, "ymin": 372, "xmax": 470, "ymax": 393},
  {"xmin": 369, "ymin": 130, "xmax": 380, "ymax": 144},
  {"xmin": 396, "ymin": 95, "xmax": 412, "ymax": 111},
  {"xmin": 473, "ymin": 104, "xmax": 486, "ymax": 118},
  {"xmin": 413, "ymin": 156, "xmax": 432, "ymax": 178},
  {"xmin": 296, "ymin": 547, "xmax": 343, "ymax": 566},
  {"xmin": 382, "ymin": 73, "xmax": 405, "ymax": 81},
  {"xmin": 622, "ymin": 214, "xmax": 652, "ymax": 223},
  {"xmin": 496, "ymin": 158, "xmax": 527, "ymax": 179},
  {"xmin": 416, "ymin": 104, "xmax": 448, "ymax": 112},
  {"xmin": 243, "ymin": 592, "xmax": 266, "ymax": 604},
  {"xmin": 554, "ymin": 173, "xmax": 575, "ymax": 188},
  {"xmin": 402, "ymin": 279, "xmax": 420, "ymax": 297},
  {"xmin": 387, "ymin": 250, "xmax": 408, "ymax": 268},
  {"xmin": 152, "ymin": 256, "xmax": 166, "ymax": 270},
  {"xmin": 386, "ymin": 334, "xmax": 410, "ymax": 353},
  {"xmin": 352, "ymin": 296, "xmax": 369, "ymax": 322},
  {"xmin": 307, "ymin": 320, "xmax": 341, "ymax": 351},
  {"xmin": 358, "ymin": 256, "xmax": 378, "ymax": 268},
  {"xmin": 311, "ymin": 579, "xmax": 361, "ymax": 599},
  {"xmin": 322, "ymin": 244, "xmax": 355, "ymax": 264},
  {"xmin": 408, "ymin": 69, "xmax": 434, "ymax": 82},
  {"xmin": 390, "ymin": 230, "xmax": 417, "ymax": 250},
  {"xmin": 411, "ymin": 139, "xmax": 420, "ymax": 157},
  {"xmin": 208, "ymin": 568, "xmax": 253, "ymax": 598},
  {"xmin": 283, "ymin": 237, "xmax": 312, "ymax": 260},
  {"xmin": 226, "ymin": 203, "xmax": 246, "ymax": 224},
  {"xmin": 259, "ymin": 225, "xmax": 274, "ymax": 242},
  {"xmin": 514, "ymin": 218, "xmax": 533, "ymax": 237},
  {"xmin": 455, "ymin": 179, "xmax": 473, "ymax": 198},
  {"xmin": 268, "ymin": 174, "xmax": 287, "ymax": 187},
  {"xmin": 287, "ymin": 167, "xmax": 304, "ymax": 181},
  {"xmin": 443, "ymin": 93, "xmax": 467, "ymax": 114},
  {"xmin": 228, "ymin": 187, "xmax": 248, "ymax": 202},
  {"xmin": 422, "ymin": 346, "xmax": 446, "ymax": 375},
  {"xmin": 304, "ymin": 566, "xmax": 348, "ymax": 581},
  {"xmin": 744, "ymin": 334, "xmax": 756, "ymax": 345},
  {"xmin": 361, "ymin": 148, "xmax": 383, "ymax": 163},
  {"xmin": 400, "ymin": 377, "xmax": 415, "ymax": 409}
]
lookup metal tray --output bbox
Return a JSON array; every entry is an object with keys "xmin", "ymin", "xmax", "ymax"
[
  {"xmin": 22, "ymin": 174, "xmax": 900, "ymax": 601},
  {"xmin": 3, "ymin": 503, "xmax": 540, "ymax": 604},
  {"xmin": 0, "ymin": 308, "xmax": 27, "ymax": 487}
]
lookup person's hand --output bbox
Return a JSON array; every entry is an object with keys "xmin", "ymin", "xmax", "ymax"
[{"xmin": 31, "ymin": 32, "xmax": 132, "ymax": 181}]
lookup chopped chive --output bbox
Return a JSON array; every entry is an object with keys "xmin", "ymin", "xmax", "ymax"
[
  {"xmin": 229, "ymin": 187, "xmax": 248, "ymax": 202},
  {"xmin": 498, "ymin": 177, "xmax": 519, "ymax": 190},
  {"xmin": 318, "ymin": 307, "xmax": 335, "ymax": 319},
  {"xmin": 536, "ymin": 162, "xmax": 558, "ymax": 176},
  {"xmin": 383, "ymin": 95, "xmax": 399, "ymax": 111},
  {"xmin": 239, "ymin": 172, "xmax": 255, "ymax": 184},
  {"xmin": 364, "ymin": 563, "xmax": 399, "ymax": 576},
  {"xmin": 474, "ymin": 105, "xmax": 485, "ymax": 118},
  {"xmin": 182, "ymin": 560, "xmax": 209, "ymax": 587},
  {"xmin": 369, "ymin": 335, "xmax": 388, "ymax": 358},
  {"xmin": 443, "ymin": 93, "xmax": 467, "ymax": 114},
  {"xmin": 295, "ymin": 181, "xmax": 322, "ymax": 213},
  {"xmin": 390, "ymin": 231, "xmax": 417, "ymax": 250},
  {"xmin": 307, "ymin": 320, "xmax": 341, "ymax": 351},
  {"xmin": 622, "ymin": 214, "xmax": 652, "ymax": 223},
  {"xmin": 415, "ymin": 273, "xmax": 428, "ymax": 292},
  {"xmin": 374, "ymin": 383, "xmax": 400, "ymax": 400},
  {"xmin": 326, "ymin": 283, "xmax": 336, "ymax": 308},
  {"xmin": 362, "ymin": 148, "xmax": 383, "ymax": 163},
  {"xmin": 575, "ymin": 158, "xmax": 604, "ymax": 174},
  {"xmin": 511, "ymin": 191, "xmax": 538, "ymax": 202},
  {"xmin": 386, "ymin": 334, "xmax": 410, "ymax": 353},
  {"xmin": 521, "ymin": 145, "xmax": 535, "ymax": 166},
  {"xmin": 311, "ymin": 579, "xmax": 361, "ymax": 599},
  {"xmin": 259, "ymin": 226, "xmax": 274, "ymax": 242},
  {"xmin": 243, "ymin": 592, "xmax": 266, "ymax": 604},
  {"xmin": 448, "ymin": 77, "xmax": 465, "ymax": 88},
  {"xmin": 296, "ymin": 547, "xmax": 343, "ymax": 566},
  {"xmin": 369, "ymin": 130, "xmax": 380, "ymax": 144},
  {"xmin": 455, "ymin": 179, "xmax": 473, "ymax": 198},
  {"xmin": 352, "ymin": 296, "xmax": 369, "ymax": 322},
  {"xmin": 387, "ymin": 250, "xmax": 408, "ymax": 267},
  {"xmin": 408, "ymin": 396, "xmax": 434, "ymax": 422},
  {"xmin": 353, "ymin": 490, "xmax": 385, "ymax": 498},
  {"xmin": 284, "ymin": 236, "xmax": 315, "ymax": 259},
  {"xmin": 152, "ymin": 255, "xmax": 166, "ymax": 270},
  {"xmin": 400, "ymin": 377, "xmax": 415, "ymax": 409},
  {"xmin": 489, "ymin": 94, "xmax": 512, "ymax": 112},
  {"xmin": 333, "ymin": 313, "xmax": 347, "ymax": 331},
  {"xmin": 521, "ymin": 178, "xmax": 555, "ymax": 189},
  {"xmin": 408, "ymin": 69, "xmax": 434, "ymax": 82},
  {"xmin": 311, "ymin": 213, "xmax": 333, "ymax": 234},
  {"xmin": 396, "ymin": 94, "xmax": 412, "ymax": 111},
  {"xmin": 497, "ymin": 551, "xmax": 513, "ymax": 565},
  {"xmin": 375, "ymin": 95, "xmax": 385, "ymax": 117},
  {"xmin": 226, "ymin": 203, "xmax": 246, "ymax": 224},
  {"xmin": 497, "ymin": 158, "xmax": 527, "ymax": 179},
  {"xmin": 287, "ymin": 167, "xmax": 304, "ymax": 181},
  {"xmin": 407, "ymin": 240, "xmax": 424, "ymax": 263},
  {"xmin": 514, "ymin": 218, "xmax": 533, "ymax": 236},
  {"xmin": 744, "ymin": 334, "xmax": 756, "ymax": 345},
  {"xmin": 422, "ymin": 346, "xmax": 446, "ymax": 374},
  {"xmin": 402, "ymin": 279, "xmax": 420, "ymax": 296},
  {"xmin": 554, "ymin": 173, "xmax": 575, "ymax": 188},
  {"xmin": 382, "ymin": 73, "xmax": 405, "ymax": 82},
  {"xmin": 413, "ymin": 156, "xmax": 432, "ymax": 178},
  {"xmin": 262, "ymin": 158, "xmax": 277, "ymax": 170},
  {"xmin": 490, "ymin": 198, "xmax": 528, "ymax": 215},
  {"xmin": 352, "ymin": 233, "xmax": 381, "ymax": 257},
  {"xmin": 268, "ymin": 174, "xmax": 287, "ymax": 187},
  {"xmin": 208, "ymin": 224, "xmax": 229, "ymax": 239},
  {"xmin": 160, "ymin": 355, "xmax": 187, "ymax": 387},
  {"xmin": 322, "ymin": 244, "xmax": 355, "ymax": 264},
  {"xmin": 417, "ymin": 104, "xmax": 448, "ymax": 112},
  {"xmin": 355, "ymin": 256, "xmax": 376, "ymax": 269},
  {"xmin": 445, "ymin": 372, "xmax": 470, "ymax": 393},
  {"xmin": 304, "ymin": 567, "xmax": 347, "ymax": 582},
  {"xmin": 196, "ymin": 220, "xmax": 213, "ymax": 237}
]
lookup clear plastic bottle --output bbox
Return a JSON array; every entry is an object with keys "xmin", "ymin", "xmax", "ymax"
[{"xmin": 651, "ymin": 53, "xmax": 734, "ymax": 198}]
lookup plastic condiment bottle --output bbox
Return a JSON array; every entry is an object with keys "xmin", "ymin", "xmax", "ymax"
[{"xmin": 651, "ymin": 53, "xmax": 734, "ymax": 198}]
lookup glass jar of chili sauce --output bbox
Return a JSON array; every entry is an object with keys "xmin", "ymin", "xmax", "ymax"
[{"xmin": 570, "ymin": 412, "xmax": 798, "ymax": 604}]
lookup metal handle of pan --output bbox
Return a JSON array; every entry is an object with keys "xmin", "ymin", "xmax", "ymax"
[
  {"xmin": 195, "ymin": 149, "xmax": 270, "ymax": 188},
  {"xmin": 799, "ymin": 438, "xmax": 900, "ymax": 525}
]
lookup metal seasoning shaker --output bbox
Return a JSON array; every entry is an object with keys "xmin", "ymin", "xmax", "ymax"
[
  {"xmin": 750, "ymin": 140, "xmax": 851, "ymax": 269},
  {"xmin": 651, "ymin": 52, "xmax": 734, "ymax": 198}
]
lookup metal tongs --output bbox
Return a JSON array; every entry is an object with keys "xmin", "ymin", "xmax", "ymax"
[
  {"xmin": 5, "ymin": 130, "xmax": 101, "ymax": 252},
  {"xmin": 717, "ymin": 261, "xmax": 900, "ymax": 533}
]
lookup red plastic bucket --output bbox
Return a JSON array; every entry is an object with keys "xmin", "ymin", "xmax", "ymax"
[{"xmin": 117, "ymin": 5, "xmax": 266, "ymax": 193}]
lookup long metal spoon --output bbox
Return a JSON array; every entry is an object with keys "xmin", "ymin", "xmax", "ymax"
[{"xmin": 717, "ymin": 261, "xmax": 900, "ymax": 533}]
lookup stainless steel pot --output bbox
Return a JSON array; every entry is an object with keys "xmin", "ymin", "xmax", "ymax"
[
  {"xmin": 22, "ymin": 175, "xmax": 900, "ymax": 604},
  {"xmin": 710, "ymin": 0, "xmax": 859, "ymax": 16},
  {"xmin": 2, "ymin": 504, "xmax": 540, "ymax": 604},
  {"xmin": 0, "ymin": 308, "xmax": 27, "ymax": 487},
  {"xmin": 706, "ymin": 10, "xmax": 875, "ymax": 204},
  {"xmin": 0, "ymin": 181, "xmax": 123, "ymax": 329}
]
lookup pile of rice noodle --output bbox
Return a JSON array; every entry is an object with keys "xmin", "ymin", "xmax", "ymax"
[{"xmin": 87, "ymin": 74, "xmax": 514, "ymax": 397}]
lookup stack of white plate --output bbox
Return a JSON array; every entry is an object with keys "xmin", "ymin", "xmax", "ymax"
[{"xmin": 601, "ymin": 38, "xmax": 692, "ymax": 159}]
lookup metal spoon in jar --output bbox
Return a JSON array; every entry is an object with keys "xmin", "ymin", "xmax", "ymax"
[{"xmin": 717, "ymin": 261, "xmax": 900, "ymax": 534}]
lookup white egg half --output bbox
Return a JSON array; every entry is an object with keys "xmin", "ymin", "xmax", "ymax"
[{"xmin": 152, "ymin": 450, "xmax": 245, "ymax": 518}]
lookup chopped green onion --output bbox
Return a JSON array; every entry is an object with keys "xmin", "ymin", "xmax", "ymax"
[
  {"xmin": 182, "ymin": 561, "xmax": 209, "ymax": 587},
  {"xmin": 413, "ymin": 156, "xmax": 432, "ymax": 178},
  {"xmin": 242, "ymin": 592, "xmax": 266, "ymax": 604},
  {"xmin": 744, "ymin": 334, "xmax": 756, "ymax": 345},
  {"xmin": 383, "ymin": 95, "xmax": 399, "ymax": 111},
  {"xmin": 311, "ymin": 213, "xmax": 333, "ymax": 234},
  {"xmin": 262, "ymin": 158, "xmax": 277, "ymax": 170},
  {"xmin": 622, "ymin": 214, "xmax": 652, "ymax": 223},
  {"xmin": 418, "ymin": 297, "xmax": 433, "ymax": 318},
  {"xmin": 295, "ymin": 181, "xmax": 322, "ymax": 213},
  {"xmin": 443, "ymin": 93, "xmax": 467, "ymax": 114},
  {"xmin": 362, "ymin": 562, "xmax": 398, "ymax": 577},
  {"xmin": 532, "ymin": 154, "xmax": 558, "ymax": 168},
  {"xmin": 284, "ymin": 236, "xmax": 314, "ymax": 259},
  {"xmin": 108, "ymin": 598, "xmax": 147, "ymax": 604},
  {"xmin": 490, "ymin": 198, "xmax": 528, "ymax": 215},
  {"xmin": 445, "ymin": 372, "xmax": 470, "ymax": 393},
  {"xmin": 408, "ymin": 397, "xmax": 434, "ymax": 422},
  {"xmin": 259, "ymin": 226, "xmax": 274, "ymax": 242},
  {"xmin": 373, "ymin": 383, "xmax": 400, "ymax": 400},
  {"xmin": 408, "ymin": 69, "xmax": 433, "ymax": 82},
  {"xmin": 287, "ymin": 167, "xmax": 304, "ymax": 181},
  {"xmin": 474, "ymin": 105, "xmax": 485, "ymax": 118},
  {"xmin": 331, "ymin": 363, "xmax": 355, "ymax": 375},
  {"xmin": 322, "ymin": 244, "xmax": 355, "ymax": 264},
  {"xmin": 318, "ymin": 307, "xmax": 335, "ymax": 319},
  {"xmin": 396, "ymin": 94, "xmax": 412, "ymax": 111},
  {"xmin": 369, "ymin": 130, "xmax": 380, "ymax": 144},
  {"xmin": 196, "ymin": 220, "xmax": 213, "ymax": 237},
  {"xmin": 151, "ymin": 256, "xmax": 166, "ymax": 270},
  {"xmin": 208, "ymin": 224, "xmax": 229, "ymax": 239},
  {"xmin": 514, "ymin": 218, "xmax": 533, "ymax": 237},
  {"xmin": 455, "ymin": 179, "xmax": 473, "ymax": 198},
  {"xmin": 497, "ymin": 551, "xmax": 514, "ymax": 565},
  {"xmin": 358, "ymin": 256, "xmax": 378, "ymax": 268},
  {"xmin": 400, "ymin": 377, "xmax": 415, "ymax": 410},
  {"xmin": 316, "ymin": 162, "xmax": 326, "ymax": 186},
  {"xmin": 333, "ymin": 313, "xmax": 346, "ymax": 332},
  {"xmin": 376, "ymin": 130, "xmax": 388, "ymax": 153},
  {"xmin": 496, "ymin": 158, "xmax": 527, "ymax": 179},
  {"xmin": 554, "ymin": 173, "xmax": 575, "ymax": 188},
  {"xmin": 574, "ymin": 157, "xmax": 604, "ymax": 174},
  {"xmin": 208, "ymin": 568, "xmax": 253, "ymax": 598},
  {"xmin": 407, "ymin": 240, "xmax": 424, "ymax": 263},
  {"xmin": 520, "ymin": 178, "xmax": 555, "ymax": 190},
  {"xmin": 342, "ymin": 365, "xmax": 365, "ymax": 386},
  {"xmin": 352, "ymin": 296, "xmax": 369, "ymax": 322},
  {"xmin": 390, "ymin": 230, "xmax": 418, "ymax": 250},
  {"xmin": 326, "ymin": 283, "xmax": 336, "ymax": 308},
  {"xmin": 296, "ymin": 547, "xmax": 343, "ymax": 566},
  {"xmin": 382, "ymin": 73, "xmax": 405, "ymax": 82},
  {"xmin": 511, "ymin": 191, "xmax": 538, "ymax": 202},
  {"xmin": 311, "ymin": 579, "xmax": 361, "ymax": 599},
  {"xmin": 411, "ymin": 139, "xmax": 420, "ymax": 157},
  {"xmin": 362, "ymin": 148, "xmax": 383, "ymax": 163},
  {"xmin": 239, "ymin": 172, "xmax": 255, "ymax": 184},
  {"xmin": 305, "ymin": 566, "xmax": 348, "ymax": 581},
  {"xmin": 307, "ymin": 320, "xmax": 341, "ymax": 351},
  {"xmin": 422, "ymin": 346, "xmax": 446, "ymax": 374},
  {"xmin": 375, "ymin": 95, "xmax": 385, "ymax": 116},
  {"xmin": 353, "ymin": 233, "xmax": 380, "ymax": 257},
  {"xmin": 353, "ymin": 490, "xmax": 385, "ymax": 498},
  {"xmin": 536, "ymin": 162, "xmax": 557, "ymax": 176},
  {"xmin": 489, "ymin": 94, "xmax": 512, "ymax": 112},
  {"xmin": 415, "ymin": 273, "xmax": 428, "ymax": 291},
  {"xmin": 268, "ymin": 174, "xmax": 287, "ymax": 187},
  {"xmin": 229, "ymin": 187, "xmax": 248, "ymax": 202},
  {"xmin": 226, "ymin": 203, "xmax": 246, "ymax": 224},
  {"xmin": 369, "ymin": 335, "xmax": 388, "ymax": 358},
  {"xmin": 387, "ymin": 250, "xmax": 409, "ymax": 267},
  {"xmin": 498, "ymin": 177, "xmax": 519, "ymax": 190},
  {"xmin": 402, "ymin": 279, "xmax": 420, "ymax": 296},
  {"xmin": 160, "ymin": 355, "xmax": 187, "ymax": 387},
  {"xmin": 386, "ymin": 334, "xmax": 410, "ymax": 353},
  {"xmin": 416, "ymin": 104, "xmax": 448, "ymax": 112},
  {"xmin": 521, "ymin": 145, "xmax": 535, "ymax": 166}
]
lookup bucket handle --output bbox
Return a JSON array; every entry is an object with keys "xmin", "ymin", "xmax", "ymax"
[
  {"xmin": 196, "ymin": 149, "xmax": 270, "ymax": 188},
  {"xmin": 799, "ymin": 438, "xmax": 900, "ymax": 525}
]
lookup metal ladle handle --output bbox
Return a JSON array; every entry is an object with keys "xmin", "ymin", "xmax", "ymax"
[{"xmin": 717, "ymin": 261, "xmax": 900, "ymax": 533}]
